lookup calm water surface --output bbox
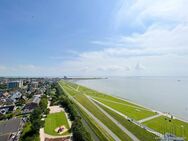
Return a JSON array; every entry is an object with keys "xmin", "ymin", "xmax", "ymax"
[{"xmin": 76, "ymin": 77, "xmax": 188, "ymax": 121}]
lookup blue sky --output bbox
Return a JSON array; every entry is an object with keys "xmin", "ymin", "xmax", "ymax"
[{"xmin": 0, "ymin": 0, "xmax": 188, "ymax": 76}]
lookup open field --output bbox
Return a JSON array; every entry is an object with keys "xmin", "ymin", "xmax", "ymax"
[
  {"xmin": 143, "ymin": 116, "xmax": 188, "ymax": 140},
  {"xmin": 74, "ymin": 94, "xmax": 132, "ymax": 141},
  {"xmin": 44, "ymin": 112, "xmax": 70, "ymax": 136},
  {"xmin": 96, "ymin": 101, "xmax": 157, "ymax": 141},
  {"xmin": 93, "ymin": 97, "xmax": 156, "ymax": 120}
]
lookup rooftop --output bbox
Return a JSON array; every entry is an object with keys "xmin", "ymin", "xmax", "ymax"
[{"xmin": 0, "ymin": 118, "xmax": 21, "ymax": 135}]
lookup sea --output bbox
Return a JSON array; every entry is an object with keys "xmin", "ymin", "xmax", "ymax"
[{"xmin": 75, "ymin": 76, "xmax": 188, "ymax": 121}]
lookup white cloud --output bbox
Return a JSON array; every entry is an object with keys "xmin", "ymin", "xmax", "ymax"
[
  {"xmin": 115, "ymin": 0, "xmax": 188, "ymax": 29},
  {"xmin": 2, "ymin": 0, "xmax": 188, "ymax": 77},
  {"xmin": 57, "ymin": 0, "xmax": 188, "ymax": 76}
]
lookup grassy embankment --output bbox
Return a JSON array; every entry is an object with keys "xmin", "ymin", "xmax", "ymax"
[
  {"xmin": 75, "ymin": 104, "xmax": 114, "ymax": 141},
  {"xmin": 96, "ymin": 102, "xmax": 157, "ymax": 141},
  {"xmin": 60, "ymin": 81, "xmax": 132, "ymax": 141},
  {"xmin": 143, "ymin": 116, "xmax": 188, "ymax": 141},
  {"xmin": 93, "ymin": 97, "xmax": 156, "ymax": 120},
  {"xmin": 74, "ymin": 94, "xmax": 132, "ymax": 141},
  {"xmin": 44, "ymin": 112, "xmax": 70, "ymax": 136},
  {"xmin": 77, "ymin": 85, "xmax": 156, "ymax": 120}
]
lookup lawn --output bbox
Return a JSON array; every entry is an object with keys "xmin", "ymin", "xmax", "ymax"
[
  {"xmin": 74, "ymin": 94, "xmax": 133, "ymax": 141},
  {"xmin": 143, "ymin": 116, "xmax": 188, "ymax": 141},
  {"xmin": 93, "ymin": 97, "xmax": 156, "ymax": 120},
  {"xmin": 96, "ymin": 102, "xmax": 157, "ymax": 141},
  {"xmin": 44, "ymin": 112, "xmax": 70, "ymax": 136}
]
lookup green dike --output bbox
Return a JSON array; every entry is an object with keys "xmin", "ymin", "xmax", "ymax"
[
  {"xmin": 61, "ymin": 80, "xmax": 156, "ymax": 120},
  {"xmin": 69, "ymin": 82, "xmax": 156, "ymax": 120},
  {"xmin": 78, "ymin": 85, "xmax": 141, "ymax": 107},
  {"xmin": 44, "ymin": 112, "xmax": 70, "ymax": 136},
  {"xmin": 75, "ymin": 104, "xmax": 114, "ymax": 141},
  {"xmin": 74, "ymin": 94, "xmax": 133, "ymax": 141},
  {"xmin": 62, "ymin": 80, "xmax": 78, "ymax": 89},
  {"xmin": 63, "ymin": 85, "xmax": 79, "ymax": 96},
  {"xmin": 96, "ymin": 101, "xmax": 157, "ymax": 141},
  {"xmin": 66, "ymin": 81, "xmax": 78, "ymax": 89},
  {"xmin": 143, "ymin": 116, "xmax": 188, "ymax": 141},
  {"xmin": 93, "ymin": 97, "xmax": 156, "ymax": 120}
]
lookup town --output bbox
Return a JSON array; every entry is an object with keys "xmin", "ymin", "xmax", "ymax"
[{"xmin": 0, "ymin": 77, "xmax": 60, "ymax": 141}]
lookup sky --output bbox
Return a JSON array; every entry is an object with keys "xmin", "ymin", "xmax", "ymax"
[{"xmin": 0, "ymin": 0, "xmax": 188, "ymax": 77}]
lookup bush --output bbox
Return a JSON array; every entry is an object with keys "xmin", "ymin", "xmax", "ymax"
[{"xmin": 72, "ymin": 117, "xmax": 92, "ymax": 141}]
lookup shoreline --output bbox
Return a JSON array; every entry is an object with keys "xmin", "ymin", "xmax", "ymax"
[{"xmin": 75, "ymin": 82, "xmax": 188, "ymax": 123}]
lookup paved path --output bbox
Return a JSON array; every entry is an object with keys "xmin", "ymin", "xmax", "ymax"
[
  {"xmin": 138, "ymin": 114, "xmax": 162, "ymax": 123},
  {"xmin": 49, "ymin": 105, "xmax": 64, "ymax": 113},
  {"xmin": 88, "ymin": 96, "xmax": 140, "ymax": 141},
  {"xmin": 40, "ymin": 128, "xmax": 71, "ymax": 141},
  {"xmin": 69, "ymin": 95, "xmax": 120, "ymax": 141},
  {"xmin": 91, "ymin": 97, "xmax": 163, "ymax": 138}
]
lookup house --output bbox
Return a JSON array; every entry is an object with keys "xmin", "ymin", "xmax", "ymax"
[
  {"xmin": 10, "ymin": 92, "xmax": 22, "ymax": 103},
  {"xmin": 0, "ymin": 118, "xmax": 23, "ymax": 141},
  {"xmin": 2, "ymin": 92, "xmax": 9, "ymax": 98},
  {"xmin": 0, "ymin": 105, "xmax": 15, "ymax": 114},
  {"xmin": 23, "ymin": 95, "xmax": 41, "ymax": 113},
  {"xmin": 31, "ymin": 82, "xmax": 38, "ymax": 89}
]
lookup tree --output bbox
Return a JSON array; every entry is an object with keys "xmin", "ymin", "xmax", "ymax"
[{"xmin": 39, "ymin": 96, "xmax": 48, "ymax": 112}]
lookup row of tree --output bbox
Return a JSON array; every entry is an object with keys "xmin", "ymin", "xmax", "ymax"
[{"xmin": 56, "ymin": 84, "xmax": 92, "ymax": 141}]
